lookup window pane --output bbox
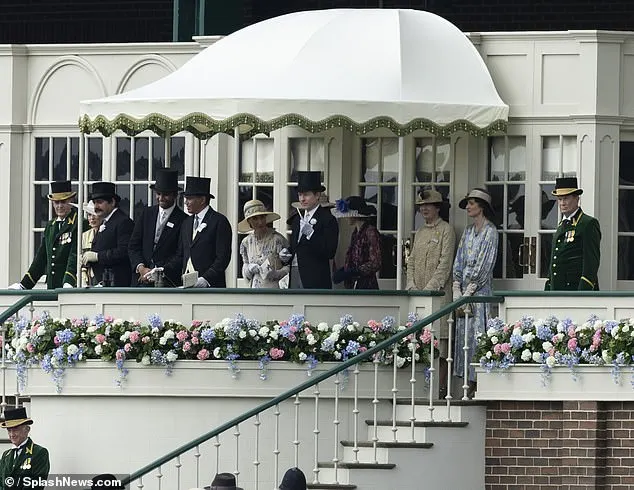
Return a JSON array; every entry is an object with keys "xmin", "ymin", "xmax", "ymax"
[
  {"xmin": 289, "ymin": 138, "xmax": 308, "ymax": 174},
  {"xmin": 378, "ymin": 233, "xmax": 396, "ymax": 279},
  {"xmin": 618, "ymin": 189, "xmax": 634, "ymax": 232},
  {"xmin": 541, "ymin": 136, "xmax": 560, "ymax": 181},
  {"xmin": 33, "ymin": 232, "xmax": 43, "ymax": 262},
  {"xmin": 34, "ymin": 184, "xmax": 48, "ymax": 228},
  {"xmin": 361, "ymin": 139, "xmax": 380, "ymax": 183},
  {"xmin": 415, "ymin": 138, "xmax": 433, "ymax": 182},
  {"xmin": 488, "ymin": 137, "xmax": 505, "ymax": 182},
  {"xmin": 540, "ymin": 184, "xmax": 558, "ymax": 230},
  {"xmin": 116, "ymin": 138, "xmax": 131, "ymax": 181},
  {"xmin": 150, "ymin": 137, "xmax": 164, "ymax": 180},
  {"xmin": 618, "ymin": 236, "xmax": 634, "ymax": 280},
  {"xmin": 487, "ymin": 183, "xmax": 504, "ymax": 228},
  {"xmin": 241, "ymin": 140, "xmax": 255, "ymax": 183},
  {"xmin": 52, "ymin": 137, "xmax": 67, "ymax": 181},
  {"xmin": 256, "ymin": 139, "xmax": 274, "ymax": 183},
  {"xmin": 539, "ymin": 234, "xmax": 553, "ymax": 278},
  {"xmin": 135, "ymin": 137, "xmax": 149, "ymax": 181},
  {"xmin": 35, "ymin": 138, "xmax": 49, "ymax": 181},
  {"xmin": 116, "ymin": 185, "xmax": 130, "ymax": 217},
  {"xmin": 508, "ymin": 184, "xmax": 525, "ymax": 229},
  {"xmin": 309, "ymin": 139, "xmax": 325, "ymax": 174},
  {"xmin": 381, "ymin": 138, "xmax": 398, "ymax": 183},
  {"xmin": 170, "ymin": 137, "xmax": 185, "ymax": 179},
  {"xmin": 287, "ymin": 186, "xmax": 298, "ymax": 222},
  {"xmin": 508, "ymin": 136, "xmax": 526, "ymax": 181},
  {"xmin": 620, "ymin": 142, "xmax": 634, "ymax": 185},
  {"xmin": 255, "ymin": 187, "xmax": 274, "ymax": 215},
  {"xmin": 70, "ymin": 137, "xmax": 79, "ymax": 180},
  {"xmin": 133, "ymin": 184, "xmax": 149, "ymax": 221},
  {"xmin": 493, "ymin": 233, "xmax": 504, "ymax": 279},
  {"xmin": 380, "ymin": 187, "xmax": 397, "ymax": 231},
  {"xmin": 435, "ymin": 138, "xmax": 451, "ymax": 182},
  {"xmin": 562, "ymin": 136, "xmax": 577, "ymax": 177},
  {"xmin": 362, "ymin": 185, "xmax": 377, "ymax": 206},
  {"xmin": 87, "ymin": 138, "xmax": 103, "ymax": 181}
]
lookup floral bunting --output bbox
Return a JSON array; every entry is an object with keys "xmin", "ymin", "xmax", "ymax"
[{"xmin": 6, "ymin": 311, "xmax": 439, "ymax": 393}]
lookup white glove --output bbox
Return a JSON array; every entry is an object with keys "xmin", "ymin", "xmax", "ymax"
[
  {"xmin": 452, "ymin": 281, "xmax": 462, "ymax": 302},
  {"xmin": 142, "ymin": 267, "xmax": 164, "ymax": 283},
  {"xmin": 62, "ymin": 282, "xmax": 73, "ymax": 289},
  {"xmin": 82, "ymin": 251, "xmax": 98, "ymax": 265},
  {"xmin": 8, "ymin": 282, "xmax": 24, "ymax": 290},
  {"xmin": 247, "ymin": 263, "xmax": 260, "ymax": 275},
  {"xmin": 194, "ymin": 277, "xmax": 209, "ymax": 288},
  {"xmin": 464, "ymin": 282, "xmax": 477, "ymax": 296},
  {"xmin": 279, "ymin": 248, "xmax": 292, "ymax": 264}
]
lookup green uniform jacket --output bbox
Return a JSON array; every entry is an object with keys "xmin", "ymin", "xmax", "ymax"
[
  {"xmin": 544, "ymin": 209, "xmax": 601, "ymax": 291},
  {"xmin": 0, "ymin": 438, "xmax": 50, "ymax": 490},
  {"xmin": 20, "ymin": 210, "xmax": 80, "ymax": 289}
]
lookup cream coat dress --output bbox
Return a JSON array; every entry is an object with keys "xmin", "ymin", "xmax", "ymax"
[{"xmin": 406, "ymin": 218, "xmax": 456, "ymax": 354}]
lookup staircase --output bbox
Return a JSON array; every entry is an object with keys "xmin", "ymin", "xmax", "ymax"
[{"xmin": 310, "ymin": 399, "xmax": 487, "ymax": 490}]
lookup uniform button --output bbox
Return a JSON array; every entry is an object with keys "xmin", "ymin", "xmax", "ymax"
[
  {"xmin": 553, "ymin": 264, "xmax": 556, "ymax": 268},
  {"xmin": 51, "ymin": 271, "xmax": 55, "ymax": 275},
  {"xmin": 553, "ymin": 272, "xmax": 557, "ymax": 276},
  {"xmin": 51, "ymin": 255, "xmax": 55, "ymax": 259},
  {"xmin": 51, "ymin": 262, "xmax": 55, "ymax": 266},
  {"xmin": 555, "ymin": 248, "xmax": 559, "ymax": 251},
  {"xmin": 553, "ymin": 256, "xmax": 557, "ymax": 259}
]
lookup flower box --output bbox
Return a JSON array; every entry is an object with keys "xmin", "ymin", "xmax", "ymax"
[{"xmin": 475, "ymin": 364, "xmax": 634, "ymax": 401}]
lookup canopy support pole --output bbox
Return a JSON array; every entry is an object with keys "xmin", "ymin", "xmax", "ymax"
[
  {"xmin": 165, "ymin": 131, "xmax": 172, "ymax": 168},
  {"xmin": 396, "ymin": 136, "xmax": 405, "ymax": 290},
  {"xmin": 231, "ymin": 127, "xmax": 240, "ymax": 287},
  {"xmin": 76, "ymin": 134, "xmax": 86, "ymax": 288}
]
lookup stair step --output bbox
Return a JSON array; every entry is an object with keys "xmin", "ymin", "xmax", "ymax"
[
  {"xmin": 340, "ymin": 440, "xmax": 433, "ymax": 449},
  {"xmin": 365, "ymin": 419, "xmax": 468, "ymax": 428},
  {"xmin": 308, "ymin": 484, "xmax": 357, "ymax": 489},
  {"xmin": 318, "ymin": 462, "xmax": 396, "ymax": 470},
  {"xmin": 394, "ymin": 397, "xmax": 487, "ymax": 406}
]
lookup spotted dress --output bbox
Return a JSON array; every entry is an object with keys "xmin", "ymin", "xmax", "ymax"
[
  {"xmin": 343, "ymin": 222, "xmax": 382, "ymax": 290},
  {"xmin": 453, "ymin": 220, "xmax": 498, "ymax": 382},
  {"xmin": 240, "ymin": 229, "xmax": 290, "ymax": 289}
]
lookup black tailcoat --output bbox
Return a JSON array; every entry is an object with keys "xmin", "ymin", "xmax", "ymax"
[{"xmin": 91, "ymin": 208, "xmax": 135, "ymax": 287}]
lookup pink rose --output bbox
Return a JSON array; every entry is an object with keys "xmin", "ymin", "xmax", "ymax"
[
  {"xmin": 197, "ymin": 349, "xmax": 209, "ymax": 360},
  {"xmin": 30, "ymin": 326, "xmax": 38, "ymax": 335},
  {"xmin": 420, "ymin": 328, "xmax": 432, "ymax": 344},
  {"xmin": 104, "ymin": 315, "xmax": 114, "ymax": 323},
  {"xmin": 129, "ymin": 331, "xmax": 140, "ymax": 343},
  {"xmin": 191, "ymin": 330, "xmax": 199, "ymax": 337},
  {"xmin": 115, "ymin": 350, "xmax": 125, "ymax": 360},
  {"xmin": 183, "ymin": 341, "xmax": 191, "ymax": 352},
  {"xmin": 26, "ymin": 343, "xmax": 35, "ymax": 353},
  {"xmin": 191, "ymin": 336, "xmax": 199, "ymax": 345},
  {"xmin": 95, "ymin": 334, "xmax": 106, "ymax": 344},
  {"xmin": 493, "ymin": 344, "xmax": 502, "ymax": 355},
  {"xmin": 502, "ymin": 326, "xmax": 510, "ymax": 333},
  {"xmin": 142, "ymin": 336, "xmax": 150, "ymax": 344},
  {"xmin": 567, "ymin": 338, "xmax": 578, "ymax": 352},
  {"xmin": 359, "ymin": 346, "xmax": 367, "ymax": 353},
  {"xmin": 269, "ymin": 347, "xmax": 285, "ymax": 360},
  {"xmin": 176, "ymin": 330, "xmax": 188, "ymax": 342},
  {"xmin": 192, "ymin": 320, "xmax": 202, "ymax": 328},
  {"xmin": 53, "ymin": 336, "xmax": 60, "ymax": 346},
  {"xmin": 124, "ymin": 343, "xmax": 132, "ymax": 352},
  {"xmin": 500, "ymin": 343, "xmax": 511, "ymax": 354},
  {"xmin": 568, "ymin": 326, "xmax": 576, "ymax": 338}
]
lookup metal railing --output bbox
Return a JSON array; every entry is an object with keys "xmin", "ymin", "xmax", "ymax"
[{"xmin": 118, "ymin": 295, "xmax": 504, "ymax": 489}]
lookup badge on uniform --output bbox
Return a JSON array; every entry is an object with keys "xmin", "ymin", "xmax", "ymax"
[
  {"xmin": 20, "ymin": 457, "xmax": 31, "ymax": 470},
  {"xmin": 59, "ymin": 232, "xmax": 72, "ymax": 245},
  {"xmin": 565, "ymin": 230, "xmax": 575, "ymax": 243}
]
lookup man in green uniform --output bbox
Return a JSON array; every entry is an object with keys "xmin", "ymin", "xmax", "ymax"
[
  {"xmin": 8, "ymin": 181, "xmax": 79, "ymax": 289},
  {"xmin": 0, "ymin": 407, "xmax": 50, "ymax": 490},
  {"xmin": 545, "ymin": 177, "xmax": 601, "ymax": 291}
]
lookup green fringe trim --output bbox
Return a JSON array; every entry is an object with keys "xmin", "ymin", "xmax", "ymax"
[{"xmin": 79, "ymin": 112, "xmax": 507, "ymax": 139}]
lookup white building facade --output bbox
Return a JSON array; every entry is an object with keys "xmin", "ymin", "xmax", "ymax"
[{"xmin": 0, "ymin": 31, "xmax": 632, "ymax": 291}]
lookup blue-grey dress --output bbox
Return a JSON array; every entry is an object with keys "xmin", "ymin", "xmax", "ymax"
[{"xmin": 453, "ymin": 221, "xmax": 498, "ymax": 382}]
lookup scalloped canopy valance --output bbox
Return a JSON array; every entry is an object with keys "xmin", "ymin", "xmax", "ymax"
[{"xmin": 79, "ymin": 8, "xmax": 509, "ymax": 139}]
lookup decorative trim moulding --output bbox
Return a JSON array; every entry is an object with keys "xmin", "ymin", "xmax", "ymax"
[
  {"xmin": 14, "ymin": 360, "xmax": 421, "ymax": 399},
  {"xmin": 475, "ymin": 365, "xmax": 634, "ymax": 401},
  {"xmin": 20, "ymin": 43, "xmax": 202, "ymax": 56}
]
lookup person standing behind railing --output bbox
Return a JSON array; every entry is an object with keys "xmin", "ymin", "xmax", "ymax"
[
  {"xmin": 80, "ymin": 201, "xmax": 102, "ymax": 287},
  {"xmin": 406, "ymin": 189, "xmax": 456, "ymax": 397},
  {"xmin": 452, "ymin": 188, "xmax": 498, "ymax": 398}
]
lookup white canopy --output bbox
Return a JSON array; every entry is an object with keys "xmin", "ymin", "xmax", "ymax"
[{"xmin": 79, "ymin": 8, "xmax": 508, "ymax": 138}]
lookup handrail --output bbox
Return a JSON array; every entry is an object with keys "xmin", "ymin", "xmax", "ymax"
[
  {"xmin": 123, "ymin": 294, "xmax": 505, "ymax": 486},
  {"xmin": 0, "ymin": 291, "xmax": 58, "ymax": 324}
]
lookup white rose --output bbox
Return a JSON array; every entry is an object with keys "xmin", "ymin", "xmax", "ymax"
[
  {"xmin": 353, "ymin": 322, "xmax": 360, "ymax": 330},
  {"xmin": 395, "ymin": 356, "xmax": 406, "ymax": 368},
  {"xmin": 159, "ymin": 337, "xmax": 167, "ymax": 346},
  {"xmin": 334, "ymin": 351, "xmax": 342, "ymax": 360},
  {"xmin": 239, "ymin": 330, "xmax": 247, "ymax": 339},
  {"xmin": 332, "ymin": 324, "xmax": 342, "ymax": 333},
  {"xmin": 532, "ymin": 352, "xmax": 542, "ymax": 363},
  {"xmin": 487, "ymin": 327, "xmax": 498, "ymax": 338},
  {"xmin": 213, "ymin": 347, "xmax": 221, "ymax": 358},
  {"xmin": 556, "ymin": 322, "xmax": 564, "ymax": 333},
  {"xmin": 542, "ymin": 341, "xmax": 553, "ymax": 352},
  {"xmin": 594, "ymin": 320, "xmax": 604, "ymax": 331},
  {"xmin": 329, "ymin": 332, "xmax": 339, "ymax": 343},
  {"xmin": 269, "ymin": 331, "xmax": 279, "ymax": 340},
  {"xmin": 512, "ymin": 328, "xmax": 522, "ymax": 337},
  {"xmin": 398, "ymin": 325, "xmax": 406, "ymax": 331},
  {"xmin": 545, "ymin": 356, "xmax": 556, "ymax": 368},
  {"xmin": 521, "ymin": 349, "xmax": 532, "ymax": 362},
  {"xmin": 86, "ymin": 325, "xmax": 97, "ymax": 333},
  {"xmin": 317, "ymin": 322, "xmax": 329, "ymax": 332},
  {"xmin": 491, "ymin": 336, "xmax": 499, "ymax": 345},
  {"xmin": 602, "ymin": 350, "xmax": 612, "ymax": 363},
  {"xmin": 414, "ymin": 353, "xmax": 420, "ymax": 361},
  {"xmin": 114, "ymin": 319, "xmax": 124, "ymax": 326},
  {"xmin": 612, "ymin": 326, "xmax": 620, "ymax": 338},
  {"xmin": 151, "ymin": 327, "xmax": 159, "ymax": 334},
  {"xmin": 298, "ymin": 352, "xmax": 307, "ymax": 361},
  {"xmin": 623, "ymin": 325, "xmax": 630, "ymax": 333},
  {"xmin": 102, "ymin": 341, "xmax": 109, "ymax": 347},
  {"xmin": 249, "ymin": 329, "xmax": 257, "ymax": 337},
  {"xmin": 166, "ymin": 351, "xmax": 178, "ymax": 362},
  {"xmin": 37, "ymin": 326, "xmax": 47, "ymax": 336},
  {"xmin": 347, "ymin": 325, "xmax": 355, "ymax": 332},
  {"xmin": 141, "ymin": 355, "xmax": 151, "ymax": 366},
  {"xmin": 120, "ymin": 332, "xmax": 130, "ymax": 342},
  {"xmin": 557, "ymin": 333, "xmax": 564, "ymax": 342},
  {"xmin": 164, "ymin": 329, "xmax": 175, "ymax": 339},
  {"xmin": 95, "ymin": 345, "xmax": 103, "ymax": 355},
  {"xmin": 307, "ymin": 334, "xmax": 317, "ymax": 346},
  {"xmin": 67, "ymin": 344, "xmax": 78, "ymax": 355},
  {"xmin": 522, "ymin": 332, "xmax": 535, "ymax": 343},
  {"xmin": 486, "ymin": 351, "xmax": 492, "ymax": 359},
  {"xmin": 258, "ymin": 326, "xmax": 270, "ymax": 337},
  {"xmin": 369, "ymin": 341, "xmax": 376, "ymax": 347}
]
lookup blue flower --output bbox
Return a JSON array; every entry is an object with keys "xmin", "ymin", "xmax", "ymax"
[
  {"xmin": 200, "ymin": 327, "xmax": 215, "ymax": 343},
  {"xmin": 148, "ymin": 314, "xmax": 162, "ymax": 330},
  {"xmin": 335, "ymin": 199, "xmax": 349, "ymax": 213},
  {"xmin": 381, "ymin": 316, "xmax": 395, "ymax": 332},
  {"xmin": 340, "ymin": 314, "xmax": 354, "ymax": 328},
  {"xmin": 288, "ymin": 314, "xmax": 305, "ymax": 329},
  {"xmin": 536, "ymin": 325, "xmax": 553, "ymax": 341},
  {"xmin": 407, "ymin": 312, "xmax": 419, "ymax": 324},
  {"xmin": 510, "ymin": 334, "xmax": 524, "ymax": 349},
  {"xmin": 56, "ymin": 328, "xmax": 75, "ymax": 344},
  {"xmin": 604, "ymin": 321, "xmax": 618, "ymax": 334},
  {"xmin": 321, "ymin": 338, "xmax": 335, "ymax": 353},
  {"xmin": 94, "ymin": 314, "xmax": 106, "ymax": 327}
]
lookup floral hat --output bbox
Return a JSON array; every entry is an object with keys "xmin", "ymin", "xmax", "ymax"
[
  {"xmin": 237, "ymin": 199, "xmax": 280, "ymax": 233},
  {"xmin": 331, "ymin": 196, "xmax": 377, "ymax": 219}
]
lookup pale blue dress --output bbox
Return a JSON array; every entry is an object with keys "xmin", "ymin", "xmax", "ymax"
[{"xmin": 453, "ymin": 220, "xmax": 498, "ymax": 382}]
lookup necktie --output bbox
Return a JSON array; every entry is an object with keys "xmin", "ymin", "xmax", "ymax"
[
  {"xmin": 155, "ymin": 211, "xmax": 167, "ymax": 244},
  {"xmin": 12, "ymin": 447, "xmax": 20, "ymax": 464},
  {"xmin": 193, "ymin": 215, "xmax": 199, "ymax": 239}
]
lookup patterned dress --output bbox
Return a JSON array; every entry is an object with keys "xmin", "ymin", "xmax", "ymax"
[
  {"xmin": 453, "ymin": 220, "xmax": 498, "ymax": 382},
  {"xmin": 240, "ymin": 229, "xmax": 290, "ymax": 289},
  {"xmin": 343, "ymin": 222, "xmax": 382, "ymax": 289}
]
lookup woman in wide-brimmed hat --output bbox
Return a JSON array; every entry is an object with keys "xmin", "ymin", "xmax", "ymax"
[
  {"xmin": 238, "ymin": 199, "xmax": 289, "ymax": 288},
  {"xmin": 452, "ymin": 188, "xmax": 498, "ymax": 398},
  {"xmin": 331, "ymin": 196, "xmax": 381, "ymax": 290}
]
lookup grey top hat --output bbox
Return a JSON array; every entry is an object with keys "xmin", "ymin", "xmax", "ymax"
[
  {"xmin": 182, "ymin": 176, "xmax": 215, "ymax": 199},
  {"xmin": 151, "ymin": 169, "xmax": 182, "ymax": 193}
]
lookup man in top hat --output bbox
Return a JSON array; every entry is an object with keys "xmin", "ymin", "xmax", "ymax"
[
  {"xmin": 545, "ymin": 177, "xmax": 601, "ymax": 291},
  {"xmin": 164, "ymin": 177, "xmax": 232, "ymax": 288},
  {"xmin": 81, "ymin": 182, "xmax": 135, "ymax": 287},
  {"xmin": 200, "ymin": 472, "xmax": 243, "ymax": 490},
  {"xmin": 281, "ymin": 171, "xmax": 339, "ymax": 289},
  {"xmin": 128, "ymin": 169, "xmax": 187, "ymax": 286},
  {"xmin": 279, "ymin": 467, "xmax": 307, "ymax": 490},
  {"xmin": 0, "ymin": 407, "xmax": 50, "ymax": 490},
  {"xmin": 9, "ymin": 181, "xmax": 80, "ymax": 290}
]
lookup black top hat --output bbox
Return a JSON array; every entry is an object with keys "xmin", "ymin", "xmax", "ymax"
[
  {"xmin": 47, "ymin": 180, "xmax": 77, "ymax": 201},
  {"xmin": 204, "ymin": 473, "xmax": 243, "ymax": 490},
  {"xmin": 89, "ymin": 182, "xmax": 120, "ymax": 202},
  {"xmin": 331, "ymin": 196, "xmax": 377, "ymax": 219},
  {"xmin": 150, "ymin": 169, "xmax": 182, "ymax": 193},
  {"xmin": 279, "ymin": 467, "xmax": 307, "ymax": 490},
  {"xmin": 1, "ymin": 407, "xmax": 33, "ymax": 428},
  {"xmin": 552, "ymin": 177, "xmax": 583, "ymax": 196},
  {"xmin": 182, "ymin": 176, "xmax": 215, "ymax": 199},
  {"xmin": 90, "ymin": 474, "xmax": 124, "ymax": 490},
  {"xmin": 296, "ymin": 171, "xmax": 326, "ymax": 193}
]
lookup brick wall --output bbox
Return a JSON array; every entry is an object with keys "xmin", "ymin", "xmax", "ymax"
[{"xmin": 486, "ymin": 401, "xmax": 634, "ymax": 490}]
